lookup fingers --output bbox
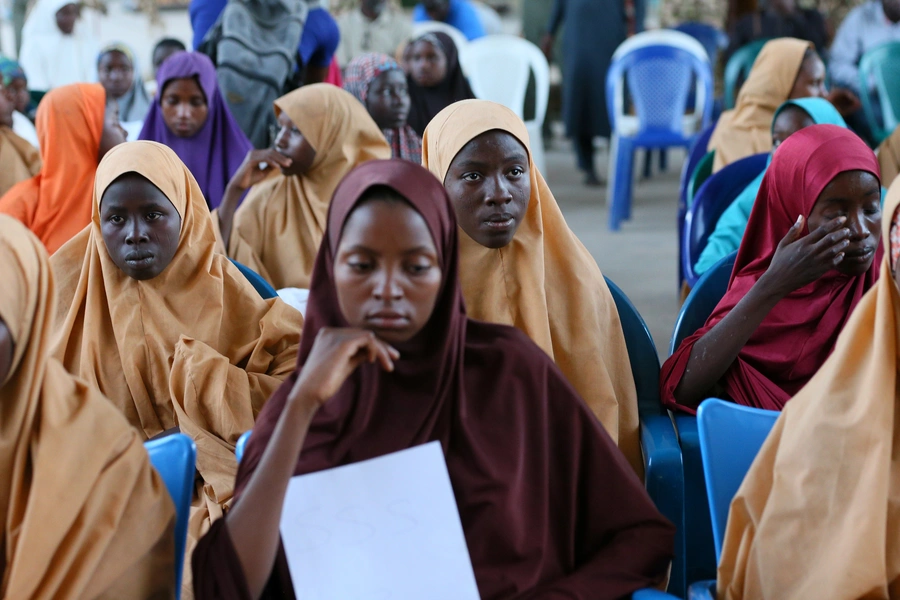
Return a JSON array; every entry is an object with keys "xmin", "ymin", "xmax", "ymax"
[
  {"xmin": 342, "ymin": 331, "xmax": 398, "ymax": 373},
  {"xmin": 261, "ymin": 149, "xmax": 293, "ymax": 168},
  {"xmin": 777, "ymin": 215, "xmax": 804, "ymax": 249},
  {"xmin": 805, "ymin": 216, "xmax": 847, "ymax": 245},
  {"xmin": 811, "ymin": 219, "xmax": 851, "ymax": 255}
]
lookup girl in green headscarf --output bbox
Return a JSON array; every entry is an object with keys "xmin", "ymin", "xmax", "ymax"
[{"xmin": 694, "ymin": 98, "xmax": 847, "ymax": 276}]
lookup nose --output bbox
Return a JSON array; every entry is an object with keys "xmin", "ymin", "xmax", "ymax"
[
  {"xmin": 483, "ymin": 173, "xmax": 513, "ymax": 207},
  {"xmin": 175, "ymin": 102, "xmax": 191, "ymax": 119},
  {"xmin": 124, "ymin": 219, "xmax": 149, "ymax": 245},
  {"xmin": 847, "ymin": 210, "xmax": 871, "ymax": 241},
  {"xmin": 372, "ymin": 266, "xmax": 403, "ymax": 301},
  {"xmin": 274, "ymin": 126, "xmax": 290, "ymax": 149}
]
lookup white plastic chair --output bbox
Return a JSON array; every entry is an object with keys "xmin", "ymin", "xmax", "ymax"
[
  {"xmin": 458, "ymin": 34, "xmax": 550, "ymax": 173},
  {"xmin": 411, "ymin": 21, "xmax": 470, "ymax": 56}
]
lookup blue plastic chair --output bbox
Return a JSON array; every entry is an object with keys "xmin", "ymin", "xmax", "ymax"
[
  {"xmin": 604, "ymin": 276, "xmax": 685, "ymax": 597},
  {"xmin": 606, "ymin": 44, "xmax": 714, "ymax": 230},
  {"xmin": 678, "ymin": 122, "xmax": 717, "ymax": 288},
  {"xmin": 235, "ymin": 429, "xmax": 252, "ymax": 463},
  {"xmin": 858, "ymin": 40, "xmax": 900, "ymax": 144},
  {"xmin": 681, "ymin": 153, "xmax": 767, "ymax": 288},
  {"xmin": 145, "ymin": 434, "xmax": 197, "ymax": 599},
  {"xmin": 673, "ymin": 22, "xmax": 728, "ymax": 65},
  {"xmin": 230, "ymin": 259, "xmax": 278, "ymax": 299},
  {"xmin": 670, "ymin": 252, "xmax": 736, "ymax": 355}
]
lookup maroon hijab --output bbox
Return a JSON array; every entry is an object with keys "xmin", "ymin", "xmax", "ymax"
[
  {"xmin": 193, "ymin": 159, "xmax": 673, "ymax": 599},
  {"xmin": 661, "ymin": 125, "xmax": 882, "ymax": 413}
]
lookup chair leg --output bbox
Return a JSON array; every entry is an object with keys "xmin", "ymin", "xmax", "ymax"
[
  {"xmin": 609, "ymin": 137, "xmax": 633, "ymax": 230},
  {"xmin": 643, "ymin": 149, "xmax": 653, "ymax": 179},
  {"xmin": 660, "ymin": 149, "xmax": 668, "ymax": 173}
]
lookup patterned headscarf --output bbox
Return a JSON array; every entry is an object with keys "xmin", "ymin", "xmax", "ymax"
[
  {"xmin": 0, "ymin": 56, "xmax": 26, "ymax": 87},
  {"xmin": 343, "ymin": 52, "xmax": 422, "ymax": 164},
  {"xmin": 891, "ymin": 203, "xmax": 900, "ymax": 269}
]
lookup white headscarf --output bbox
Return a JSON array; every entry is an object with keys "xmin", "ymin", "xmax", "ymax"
[{"xmin": 18, "ymin": 0, "xmax": 99, "ymax": 91}]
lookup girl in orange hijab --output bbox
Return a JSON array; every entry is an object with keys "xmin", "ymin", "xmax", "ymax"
[
  {"xmin": 0, "ymin": 82, "xmax": 126, "ymax": 254},
  {"xmin": 50, "ymin": 141, "xmax": 303, "ymax": 598},
  {"xmin": 0, "ymin": 214, "xmax": 175, "ymax": 599}
]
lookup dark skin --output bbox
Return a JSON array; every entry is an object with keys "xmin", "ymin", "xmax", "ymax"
[
  {"xmin": 98, "ymin": 50, "xmax": 135, "ymax": 100},
  {"xmin": 55, "ymin": 3, "xmax": 79, "ymax": 35},
  {"xmin": 788, "ymin": 52, "xmax": 827, "ymax": 100},
  {"xmin": 160, "ymin": 77, "xmax": 209, "ymax": 139},
  {"xmin": 98, "ymin": 100, "xmax": 128, "ymax": 161},
  {"xmin": 673, "ymin": 170, "xmax": 882, "ymax": 408},
  {"xmin": 224, "ymin": 197, "xmax": 442, "ymax": 599},
  {"xmin": 99, "ymin": 174, "xmax": 183, "ymax": 281},
  {"xmin": 217, "ymin": 111, "xmax": 316, "ymax": 248},
  {"xmin": 152, "ymin": 43, "xmax": 184, "ymax": 76},
  {"xmin": 409, "ymin": 39, "xmax": 447, "ymax": 88},
  {"xmin": 771, "ymin": 106, "xmax": 814, "ymax": 151},
  {"xmin": 360, "ymin": 0, "xmax": 386, "ymax": 21},
  {"xmin": 444, "ymin": 130, "xmax": 531, "ymax": 249},
  {"xmin": 6, "ymin": 78, "xmax": 29, "ymax": 114},
  {"xmin": 0, "ymin": 318, "xmax": 13, "ymax": 385},
  {"xmin": 366, "ymin": 70, "xmax": 410, "ymax": 130},
  {"xmin": 0, "ymin": 83, "xmax": 15, "ymax": 129},
  {"xmin": 884, "ymin": 0, "xmax": 900, "ymax": 23},
  {"xmin": 423, "ymin": 0, "xmax": 450, "ymax": 22}
]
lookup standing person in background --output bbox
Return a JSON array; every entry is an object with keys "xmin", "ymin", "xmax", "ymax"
[
  {"xmin": 152, "ymin": 38, "xmax": 187, "ymax": 78},
  {"xmin": 335, "ymin": 0, "xmax": 412, "ymax": 67},
  {"xmin": 299, "ymin": 2, "xmax": 341, "ymax": 84},
  {"xmin": 541, "ymin": 0, "xmax": 639, "ymax": 186},
  {"xmin": 829, "ymin": 0, "xmax": 900, "ymax": 146},
  {"xmin": 97, "ymin": 44, "xmax": 151, "ymax": 141},
  {"xmin": 0, "ymin": 57, "xmax": 39, "ymax": 149},
  {"xmin": 724, "ymin": 0, "xmax": 829, "ymax": 63},
  {"xmin": 19, "ymin": 0, "xmax": 98, "ymax": 91},
  {"xmin": 414, "ymin": 0, "xmax": 486, "ymax": 40}
]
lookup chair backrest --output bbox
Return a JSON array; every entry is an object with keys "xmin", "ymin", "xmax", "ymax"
[
  {"xmin": 678, "ymin": 123, "xmax": 717, "ymax": 286},
  {"xmin": 612, "ymin": 29, "xmax": 710, "ymax": 63},
  {"xmin": 458, "ymin": 35, "xmax": 549, "ymax": 127},
  {"xmin": 697, "ymin": 398, "xmax": 779, "ymax": 562},
  {"xmin": 686, "ymin": 150, "xmax": 715, "ymax": 208},
  {"xmin": 230, "ymin": 258, "xmax": 278, "ymax": 299},
  {"xmin": 682, "ymin": 152, "xmax": 768, "ymax": 287},
  {"xmin": 235, "ymin": 430, "xmax": 252, "ymax": 463},
  {"xmin": 724, "ymin": 38, "xmax": 770, "ymax": 109},
  {"xmin": 670, "ymin": 252, "xmax": 736, "ymax": 354},
  {"xmin": 603, "ymin": 276, "xmax": 662, "ymax": 416},
  {"xmin": 411, "ymin": 21, "xmax": 469, "ymax": 56},
  {"xmin": 672, "ymin": 21, "xmax": 728, "ymax": 64},
  {"xmin": 606, "ymin": 43, "xmax": 713, "ymax": 142},
  {"xmin": 858, "ymin": 40, "xmax": 900, "ymax": 143},
  {"xmin": 145, "ymin": 434, "xmax": 197, "ymax": 598}
]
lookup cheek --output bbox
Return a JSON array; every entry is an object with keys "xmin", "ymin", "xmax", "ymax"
[
  {"xmin": 333, "ymin": 272, "xmax": 369, "ymax": 324},
  {"xmin": 192, "ymin": 106, "xmax": 209, "ymax": 125}
]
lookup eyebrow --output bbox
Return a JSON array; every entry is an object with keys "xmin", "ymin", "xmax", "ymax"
[
  {"xmin": 342, "ymin": 244, "xmax": 435, "ymax": 255},
  {"xmin": 101, "ymin": 201, "xmax": 171, "ymax": 212},
  {"xmin": 454, "ymin": 155, "xmax": 528, "ymax": 170}
]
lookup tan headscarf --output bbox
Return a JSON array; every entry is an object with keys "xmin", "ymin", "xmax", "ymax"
[
  {"xmin": 422, "ymin": 100, "xmax": 642, "ymax": 476},
  {"xmin": 0, "ymin": 215, "xmax": 175, "ymax": 599},
  {"xmin": 224, "ymin": 83, "xmax": 392, "ymax": 290},
  {"xmin": 716, "ymin": 177, "xmax": 900, "ymax": 599},
  {"xmin": 0, "ymin": 127, "xmax": 39, "ymax": 196},
  {"xmin": 50, "ymin": 141, "xmax": 303, "ymax": 596},
  {"xmin": 708, "ymin": 38, "xmax": 813, "ymax": 173},
  {"xmin": 878, "ymin": 125, "xmax": 900, "ymax": 189}
]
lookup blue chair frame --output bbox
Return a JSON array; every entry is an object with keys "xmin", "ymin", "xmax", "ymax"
[
  {"xmin": 672, "ymin": 22, "xmax": 728, "ymax": 65},
  {"xmin": 235, "ymin": 430, "xmax": 252, "ymax": 463},
  {"xmin": 145, "ymin": 434, "xmax": 197, "ymax": 598},
  {"xmin": 677, "ymin": 122, "xmax": 717, "ymax": 288},
  {"xmin": 858, "ymin": 40, "xmax": 900, "ymax": 144},
  {"xmin": 681, "ymin": 153, "xmax": 767, "ymax": 288},
  {"xmin": 604, "ymin": 276, "xmax": 686, "ymax": 596},
  {"xmin": 669, "ymin": 252, "xmax": 736, "ymax": 355},
  {"xmin": 230, "ymin": 259, "xmax": 278, "ymax": 299},
  {"xmin": 606, "ymin": 44, "xmax": 714, "ymax": 231}
]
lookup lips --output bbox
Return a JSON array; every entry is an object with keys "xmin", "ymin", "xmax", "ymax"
[
  {"xmin": 842, "ymin": 246, "xmax": 875, "ymax": 262},
  {"xmin": 366, "ymin": 310, "xmax": 410, "ymax": 329},
  {"xmin": 482, "ymin": 212, "xmax": 515, "ymax": 231},
  {"xmin": 124, "ymin": 252, "xmax": 155, "ymax": 266}
]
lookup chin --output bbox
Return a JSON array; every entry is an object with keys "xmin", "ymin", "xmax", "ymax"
[{"xmin": 836, "ymin": 260, "xmax": 875, "ymax": 277}]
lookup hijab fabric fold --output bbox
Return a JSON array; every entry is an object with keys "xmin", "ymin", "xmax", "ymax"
[
  {"xmin": 878, "ymin": 124, "xmax": 900, "ymax": 189},
  {"xmin": 422, "ymin": 99, "xmax": 642, "ymax": 475},
  {"xmin": 50, "ymin": 140, "xmax": 303, "ymax": 596},
  {"xmin": 0, "ymin": 82, "xmax": 105, "ymax": 254},
  {"xmin": 406, "ymin": 32, "xmax": 475, "ymax": 137},
  {"xmin": 139, "ymin": 51, "xmax": 253, "ymax": 210},
  {"xmin": 223, "ymin": 83, "xmax": 391, "ymax": 290},
  {"xmin": 0, "ymin": 126, "xmax": 40, "ymax": 198},
  {"xmin": 707, "ymin": 38, "xmax": 813, "ymax": 173},
  {"xmin": 193, "ymin": 158, "xmax": 674, "ymax": 599},
  {"xmin": 662, "ymin": 125, "xmax": 882, "ymax": 413},
  {"xmin": 0, "ymin": 215, "xmax": 175, "ymax": 599},
  {"xmin": 716, "ymin": 176, "xmax": 900, "ymax": 600},
  {"xmin": 343, "ymin": 52, "xmax": 423, "ymax": 163}
]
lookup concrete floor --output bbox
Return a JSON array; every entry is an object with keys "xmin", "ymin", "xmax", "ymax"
[{"xmin": 541, "ymin": 139, "xmax": 682, "ymax": 358}]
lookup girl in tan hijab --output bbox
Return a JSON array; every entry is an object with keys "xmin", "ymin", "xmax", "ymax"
[
  {"xmin": 422, "ymin": 99, "xmax": 642, "ymax": 476},
  {"xmin": 715, "ymin": 175, "xmax": 900, "ymax": 599},
  {"xmin": 708, "ymin": 38, "xmax": 825, "ymax": 173},
  {"xmin": 0, "ymin": 214, "xmax": 175, "ymax": 599},
  {"xmin": 878, "ymin": 125, "xmax": 900, "ymax": 188},
  {"xmin": 215, "ymin": 83, "xmax": 392, "ymax": 290},
  {"xmin": 50, "ymin": 140, "xmax": 303, "ymax": 597}
]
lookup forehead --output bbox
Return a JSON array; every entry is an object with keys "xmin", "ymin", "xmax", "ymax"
[
  {"xmin": 773, "ymin": 106, "xmax": 813, "ymax": 129},
  {"xmin": 454, "ymin": 130, "xmax": 528, "ymax": 163},
  {"xmin": 339, "ymin": 199, "xmax": 436, "ymax": 249},
  {"xmin": 817, "ymin": 170, "xmax": 880, "ymax": 200},
  {"xmin": 371, "ymin": 69, "xmax": 405, "ymax": 86},
  {"xmin": 101, "ymin": 173, "xmax": 172, "ymax": 206},
  {"xmin": 101, "ymin": 51, "xmax": 131, "ymax": 66},
  {"xmin": 164, "ymin": 77, "xmax": 204, "ymax": 97}
]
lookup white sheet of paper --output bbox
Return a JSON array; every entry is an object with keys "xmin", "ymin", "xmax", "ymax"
[{"xmin": 279, "ymin": 441, "xmax": 481, "ymax": 600}]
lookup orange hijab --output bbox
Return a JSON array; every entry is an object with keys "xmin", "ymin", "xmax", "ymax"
[
  {"xmin": 422, "ymin": 100, "xmax": 642, "ymax": 476},
  {"xmin": 0, "ymin": 214, "xmax": 175, "ymax": 599},
  {"xmin": 0, "ymin": 83, "xmax": 105, "ymax": 255}
]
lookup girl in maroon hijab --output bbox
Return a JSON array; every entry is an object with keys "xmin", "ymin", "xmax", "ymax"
[
  {"xmin": 661, "ymin": 125, "xmax": 883, "ymax": 413},
  {"xmin": 192, "ymin": 159, "xmax": 674, "ymax": 599}
]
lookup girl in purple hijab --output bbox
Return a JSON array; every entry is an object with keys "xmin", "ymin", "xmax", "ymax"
[{"xmin": 139, "ymin": 51, "xmax": 252, "ymax": 209}]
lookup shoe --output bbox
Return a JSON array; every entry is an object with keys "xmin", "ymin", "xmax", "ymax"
[{"xmin": 584, "ymin": 173, "xmax": 603, "ymax": 187}]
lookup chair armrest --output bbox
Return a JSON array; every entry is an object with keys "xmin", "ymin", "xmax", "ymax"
[
  {"xmin": 687, "ymin": 579, "xmax": 717, "ymax": 600},
  {"xmin": 632, "ymin": 589, "xmax": 682, "ymax": 599}
]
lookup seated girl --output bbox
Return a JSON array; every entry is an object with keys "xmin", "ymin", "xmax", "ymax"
[
  {"xmin": 662, "ymin": 125, "xmax": 883, "ymax": 412},
  {"xmin": 191, "ymin": 158, "xmax": 675, "ymax": 599},
  {"xmin": 139, "ymin": 51, "xmax": 252, "ymax": 210},
  {"xmin": 715, "ymin": 176, "xmax": 900, "ymax": 600},
  {"xmin": 96, "ymin": 43, "xmax": 151, "ymax": 140},
  {"xmin": 708, "ymin": 38, "xmax": 847, "ymax": 173},
  {"xmin": 215, "ymin": 84, "xmax": 391, "ymax": 290},
  {"xmin": 421, "ymin": 100, "xmax": 642, "ymax": 474},
  {"xmin": 0, "ymin": 71, "xmax": 40, "ymax": 197},
  {"xmin": 0, "ymin": 82, "xmax": 126, "ymax": 254},
  {"xmin": 344, "ymin": 52, "xmax": 422, "ymax": 163},
  {"xmin": 0, "ymin": 215, "xmax": 175, "ymax": 598},
  {"xmin": 405, "ymin": 32, "xmax": 474, "ymax": 137},
  {"xmin": 695, "ymin": 97, "xmax": 847, "ymax": 275},
  {"xmin": 50, "ymin": 141, "xmax": 303, "ymax": 595}
]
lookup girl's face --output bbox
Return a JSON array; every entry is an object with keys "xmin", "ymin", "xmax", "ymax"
[{"xmin": 409, "ymin": 40, "xmax": 447, "ymax": 88}]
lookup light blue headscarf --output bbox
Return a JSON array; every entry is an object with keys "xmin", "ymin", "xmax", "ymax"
[{"xmin": 694, "ymin": 98, "xmax": 848, "ymax": 275}]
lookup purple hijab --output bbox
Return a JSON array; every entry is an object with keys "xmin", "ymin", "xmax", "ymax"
[{"xmin": 138, "ymin": 52, "xmax": 252, "ymax": 209}]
